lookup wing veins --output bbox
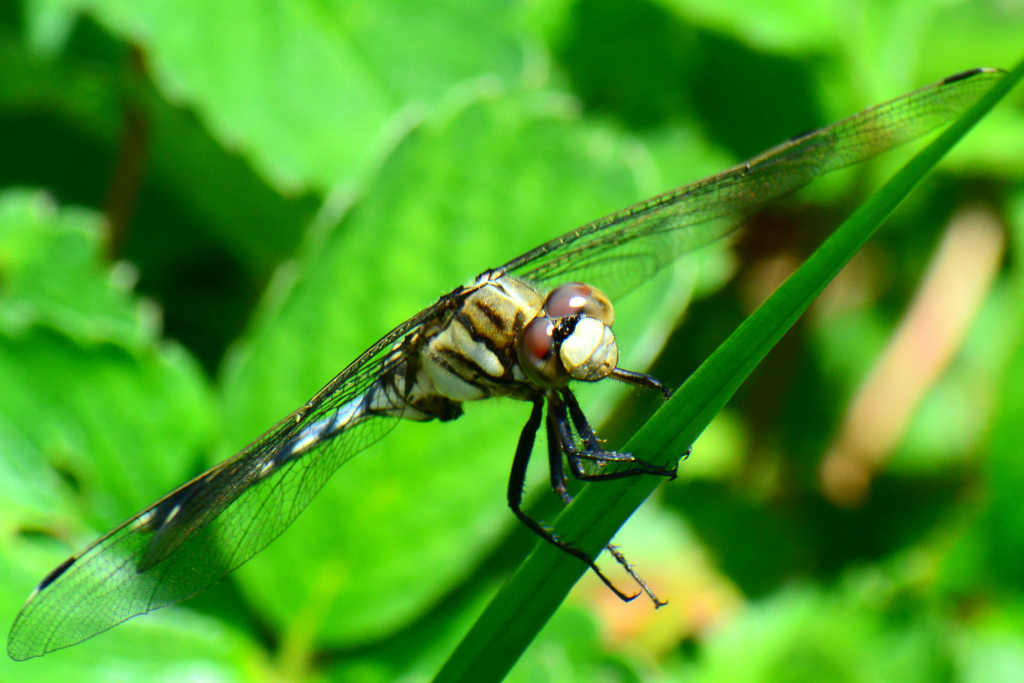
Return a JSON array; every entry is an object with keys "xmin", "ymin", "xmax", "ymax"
[{"xmin": 502, "ymin": 69, "xmax": 1002, "ymax": 298}]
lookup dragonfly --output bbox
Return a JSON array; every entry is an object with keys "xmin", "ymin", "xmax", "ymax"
[{"xmin": 7, "ymin": 67, "xmax": 1001, "ymax": 660}]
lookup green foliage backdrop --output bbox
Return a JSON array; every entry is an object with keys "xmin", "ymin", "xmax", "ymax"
[{"xmin": 0, "ymin": 0, "xmax": 1022, "ymax": 681}]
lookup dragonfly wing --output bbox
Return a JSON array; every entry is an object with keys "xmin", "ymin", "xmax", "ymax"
[
  {"xmin": 7, "ymin": 309, "xmax": 436, "ymax": 660},
  {"xmin": 503, "ymin": 68, "xmax": 1003, "ymax": 301}
]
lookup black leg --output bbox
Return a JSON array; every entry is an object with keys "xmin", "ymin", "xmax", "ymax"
[
  {"xmin": 611, "ymin": 367, "xmax": 672, "ymax": 399},
  {"xmin": 546, "ymin": 394, "xmax": 668, "ymax": 608},
  {"xmin": 544, "ymin": 403, "xmax": 663, "ymax": 606},
  {"xmin": 546, "ymin": 411, "xmax": 572, "ymax": 506},
  {"xmin": 603, "ymin": 545, "xmax": 667, "ymax": 608},
  {"xmin": 507, "ymin": 397, "xmax": 544, "ymax": 515},
  {"xmin": 556, "ymin": 388, "xmax": 601, "ymax": 453},
  {"xmin": 549, "ymin": 393, "xmax": 634, "ymax": 479},
  {"xmin": 507, "ymin": 396, "xmax": 640, "ymax": 603},
  {"xmin": 558, "ymin": 388, "xmax": 677, "ymax": 481}
]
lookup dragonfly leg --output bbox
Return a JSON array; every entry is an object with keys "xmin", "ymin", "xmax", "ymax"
[
  {"xmin": 610, "ymin": 367, "xmax": 672, "ymax": 399},
  {"xmin": 546, "ymin": 411, "xmax": 572, "ymax": 506},
  {"xmin": 557, "ymin": 388, "xmax": 677, "ymax": 480},
  {"xmin": 508, "ymin": 396, "xmax": 640, "ymax": 603},
  {"xmin": 546, "ymin": 410, "xmax": 666, "ymax": 607}
]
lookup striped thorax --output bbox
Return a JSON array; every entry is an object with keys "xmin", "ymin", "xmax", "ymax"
[
  {"xmin": 420, "ymin": 271, "xmax": 544, "ymax": 402},
  {"xmin": 417, "ymin": 271, "xmax": 620, "ymax": 405}
]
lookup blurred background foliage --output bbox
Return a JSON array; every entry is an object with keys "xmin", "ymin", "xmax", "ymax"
[{"xmin": 0, "ymin": 0, "xmax": 1023, "ymax": 680}]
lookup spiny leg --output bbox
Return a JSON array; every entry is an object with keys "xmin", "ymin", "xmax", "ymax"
[
  {"xmin": 507, "ymin": 396, "xmax": 639, "ymax": 603},
  {"xmin": 546, "ymin": 410, "xmax": 572, "ymax": 506},
  {"xmin": 604, "ymin": 370, "xmax": 693, "ymax": 470},
  {"xmin": 546, "ymin": 407, "xmax": 666, "ymax": 607},
  {"xmin": 550, "ymin": 395, "xmax": 659, "ymax": 481},
  {"xmin": 558, "ymin": 388, "xmax": 677, "ymax": 481}
]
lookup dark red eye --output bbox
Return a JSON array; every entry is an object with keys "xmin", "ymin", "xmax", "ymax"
[
  {"xmin": 516, "ymin": 316, "xmax": 570, "ymax": 387},
  {"xmin": 545, "ymin": 282, "xmax": 614, "ymax": 325},
  {"xmin": 520, "ymin": 317, "xmax": 555, "ymax": 361}
]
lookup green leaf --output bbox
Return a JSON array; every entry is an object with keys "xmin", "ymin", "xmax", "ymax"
[
  {"xmin": 0, "ymin": 189, "xmax": 216, "ymax": 523},
  {"xmin": 22, "ymin": 0, "xmax": 77, "ymax": 57},
  {"xmin": 980, "ymin": 192, "xmax": 1024, "ymax": 589},
  {"xmin": 691, "ymin": 581, "xmax": 950, "ymax": 683},
  {"xmin": 0, "ymin": 32, "xmax": 317, "ymax": 274},
  {"xmin": 51, "ymin": 0, "xmax": 526, "ymax": 192},
  {"xmin": 434, "ymin": 60, "xmax": 1024, "ymax": 683},
  {"xmin": 0, "ymin": 189, "xmax": 155, "ymax": 348},
  {"xmin": 656, "ymin": 0, "xmax": 840, "ymax": 54},
  {"xmin": 953, "ymin": 603, "xmax": 1024, "ymax": 683}
]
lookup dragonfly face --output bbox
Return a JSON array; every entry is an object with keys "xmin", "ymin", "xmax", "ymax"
[
  {"xmin": 518, "ymin": 282, "xmax": 618, "ymax": 386},
  {"xmin": 6, "ymin": 67, "xmax": 1003, "ymax": 660}
]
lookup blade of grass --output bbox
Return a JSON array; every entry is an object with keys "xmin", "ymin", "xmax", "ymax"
[{"xmin": 435, "ymin": 58, "xmax": 1024, "ymax": 683}]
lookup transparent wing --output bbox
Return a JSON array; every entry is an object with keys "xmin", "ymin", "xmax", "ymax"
[
  {"xmin": 6, "ymin": 306, "xmax": 441, "ymax": 660},
  {"xmin": 502, "ymin": 69, "xmax": 1003, "ymax": 301}
]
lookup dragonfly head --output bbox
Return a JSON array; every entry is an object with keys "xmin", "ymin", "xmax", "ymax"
[{"xmin": 517, "ymin": 282, "xmax": 618, "ymax": 388}]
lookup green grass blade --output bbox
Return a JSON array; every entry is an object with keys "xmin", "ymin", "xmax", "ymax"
[{"xmin": 434, "ymin": 58, "xmax": 1024, "ymax": 683}]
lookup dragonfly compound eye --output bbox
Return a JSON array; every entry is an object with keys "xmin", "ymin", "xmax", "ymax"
[
  {"xmin": 544, "ymin": 282, "xmax": 615, "ymax": 325},
  {"xmin": 559, "ymin": 316, "xmax": 618, "ymax": 382},
  {"xmin": 517, "ymin": 316, "xmax": 571, "ymax": 387}
]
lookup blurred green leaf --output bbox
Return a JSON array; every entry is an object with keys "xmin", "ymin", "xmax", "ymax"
[
  {"xmin": 0, "ymin": 189, "xmax": 216, "ymax": 524},
  {"xmin": 22, "ymin": 0, "xmax": 77, "ymax": 57},
  {"xmin": 49, "ymin": 0, "xmax": 526, "ymax": 192},
  {"xmin": 0, "ymin": 23, "xmax": 325, "ymax": 367},
  {"xmin": 550, "ymin": 0, "xmax": 823, "ymax": 162},
  {"xmin": 980, "ymin": 191, "xmax": 1024, "ymax": 589},
  {"xmin": 0, "ymin": 189, "xmax": 154, "ymax": 347},
  {"xmin": 953, "ymin": 603, "xmax": 1024, "ymax": 683},
  {"xmin": 551, "ymin": 0, "xmax": 701, "ymax": 130},
  {"xmin": 923, "ymin": 2, "xmax": 1024, "ymax": 178},
  {"xmin": 656, "ymin": 0, "xmax": 839, "ymax": 55},
  {"xmin": 505, "ymin": 604, "xmax": 612, "ymax": 683},
  {"xmin": 921, "ymin": 2, "xmax": 1024, "ymax": 87},
  {"xmin": 693, "ymin": 582, "xmax": 950, "ymax": 683},
  {"xmin": 0, "ymin": 29, "xmax": 317, "ymax": 274}
]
